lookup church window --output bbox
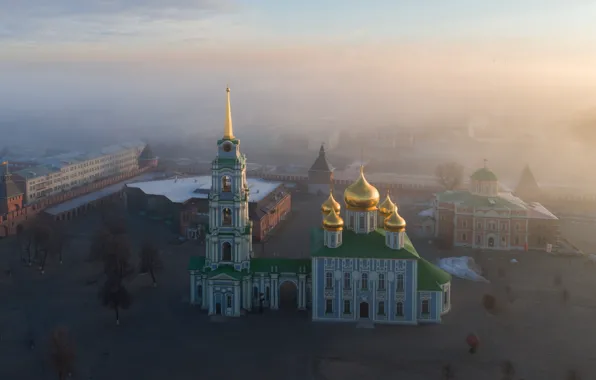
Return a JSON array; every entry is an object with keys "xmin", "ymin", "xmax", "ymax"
[
  {"xmin": 369, "ymin": 214, "xmax": 375, "ymax": 229},
  {"xmin": 222, "ymin": 175, "xmax": 231, "ymax": 192},
  {"xmin": 443, "ymin": 288, "xmax": 449, "ymax": 307},
  {"xmin": 462, "ymin": 220, "xmax": 467, "ymax": 228},
  {"xmin": 501, "ymin": 236, "xmax": 506, "ymax": 246},
  {"xmin": 343, "ymin": 272, "xmax": 351, "ymax": 289},
  {"xmin": 349, "ymin": 215, "xmax": 354, "ymax": 227},
  {"xmin": 514, "ymin": 236, "xmax": 520, "ymax": 245},
  {"xmin": 325, "ymin": 299, "xmax": 333, "ymax": 314},
  {"xmin": 227, "ymin": 295, "xmax": 232, "ymax": 308},
  {"xmin": 396, "ymin": 273, "xmax": 405, "ymax": 292},
  {"xmin": 477, "ymin": 222, "xmax": 482, "ymax": 229},
  {"xmin": 421, "ymin": 299, "xmax": 430, "ymax": 315},
  {"xmin": 266, "ymin": 287, "xmax": 270, "ymax": 301},
  {"xmin": 222, "ymin": 242, "xmax": 232, "ymax": 261},
  {"xmin": 325, "ymin": 272, "xmax": 333, "ymax": 289},
  {"xmin": 359, "ymin": 214, "xmax": 365, "ymax": 229},
  {"xmin": 462, "ymin": 233, "xmax": 467, "ymax": 241},
  {"xmin": 343, "ymin": 300, "xmax": 351, "ymax": 314},
  {"xmin": 253, "ymin": 286, "xmax": 258, "ymax": 299},
  {"xmin": 222, "ymin": 208, "xmax": 232, "ymax": 226},
  {"xmin": 378, "ymin": 274, "xmax": 385, "ymax": 290},
  {"xmin": 361, "ymin": 273, "xmax": 368, "ymax": 290},
  {"xmin": 396, "ymin": 301, "xmax": 404, "ymax": 317},
  {"xmin": 476, "ymin": 235, "xmax": 481, "ymax": 244},
  {"xmin": 377, "ymin": 301, "xmax": 385, "ymax": 315},
  {"xmin": 338, "ymin": 234, "xmax": 342, "ymax": 244},
  {"xmin": 515, "ymin": 222, "xmax": 520, "ymax": 231}
]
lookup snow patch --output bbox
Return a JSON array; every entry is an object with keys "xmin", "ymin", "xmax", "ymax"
[{"xmin": 437, "ymin": 257, "xmax": 489, "ymax": 283}]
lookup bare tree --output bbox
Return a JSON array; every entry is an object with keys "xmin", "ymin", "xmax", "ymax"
[
  {"xmin": 501, "ymin": 361, "xmax": 515, "ymax": 380},
  {"xmin": 49, "ymin": 222, "xmax": 69, "ymax": 265},
  {"xmin": 435, "ymin": 162, "xmax": 464, "ymax": 191},
  {"xmin": 99, "ymin": 276, "xmax": 132, "ymax": 325},
  {"xmin": 33, "ymin": 224, "xmax": 52, "ymax": 274},
  {"xmin": 139, "ymin": 242, "xmax": 163, "ymax": 287},
  {"xmin": 442, "ymin": 363, "xmax": 454, "ymax": 380},
  {"xmin": 48, "ymin": 327, "xmax": 75, "ymax": 380}
]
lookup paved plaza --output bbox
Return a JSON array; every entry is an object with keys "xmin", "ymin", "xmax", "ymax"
[{"xmin": 1, "ymin": 195, "xmax": 596, "ymax": 379}]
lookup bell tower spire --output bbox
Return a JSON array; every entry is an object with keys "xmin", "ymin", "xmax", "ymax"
[{"xmin": 224, "ymin": 86, "xmax": 234, "ymax": 140}]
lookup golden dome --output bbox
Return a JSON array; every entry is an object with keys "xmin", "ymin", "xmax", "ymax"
[
  {"xmin": 378, "ymin": 191, "xmax": 396, "ymax": 216},
  {"xmin": 344, "ymin": 166, "xmax": 380, "ymax": 211},
  {"xmin": 323, "ymin": 208, "xmax": 344, "ymax": 231},
  {"xmin": 321, "ymin": 191, "xmax": 341, "ymax": 214},
  {"xmin": 384, "ymin": 207, "xmax": 406, "ymax": 232}
]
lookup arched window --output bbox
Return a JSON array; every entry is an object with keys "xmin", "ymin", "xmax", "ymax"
[
  {"xmin": 222, "ymin": 175, "xmax": 231, "ymax": 192},
  {"xmin": 325, "ymin": 272, "xmax": 333, "ymax": 289},
  {"xmin": 343, "ymin": 272, "xmax": 351, "ymax": 289},
  {"xmin": 378, "ymin": 274, "xmax": 385, "ymax": 290},
  {"xmin": 396, "ymin": 301, "xmax": 404, "ymax": 316},
  {"xmin": 396, "ymin": 273, "xmax": 405, "ymax": 292},
  {"xmin": 222, "ymin": 242, "xmax": 232, "ymax": 261},
  {"xmin": 361, "ymin": 273, "xmax": 368, "ymax": 290},
  {"xmin": 222, "ymin": 208, "xmax": 232, "ymax": 226}
]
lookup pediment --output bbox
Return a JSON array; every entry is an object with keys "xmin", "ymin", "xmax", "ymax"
[{"xmin": 210, "ymin": 273, "xmax": 238, "ymax": 281}]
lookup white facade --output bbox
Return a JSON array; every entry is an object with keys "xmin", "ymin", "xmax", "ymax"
[{"xmin": 16, "ymin": 142, "xmax": 145, "ymax": 204}]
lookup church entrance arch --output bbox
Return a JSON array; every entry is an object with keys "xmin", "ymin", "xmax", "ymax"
[
  {"xmin": 487, "ymin": 236, "xmax": 495, "ymax": 248},
  {"xmin": 279, "ymin": 280, "xmax": 298, "ymax": 311},
  {"xmin": 359, "ymin": 302, "xmax": 370, "ymax": 319}
]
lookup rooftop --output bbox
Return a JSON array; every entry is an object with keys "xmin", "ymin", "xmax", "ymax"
[
  {"xmin": 126, "ymin": 175, "xmax": 283, "ymax": 203},
  {"xmin": 310, "ymin": 228, "xmax": 451, "ymax": 291},
  {"xmin": 14, "ymin": 164, "xmax": 60, "ymax": 179},
  {"xmin": 437, "ymin": 190, "xmax": 558, "ymax": 220},
  {"xmin": 43, "ymin": 172, "xmax": 166, "ymax": 215}
]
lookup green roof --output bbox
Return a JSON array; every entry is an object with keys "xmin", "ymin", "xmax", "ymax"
[
  {"xmin": 251, "ymin": 258, "xmax": 311, "ymax": 274},
  {"xmin": 470, "ymin": 167, "xmax": 498, "ymax": 181},
  {"xmin": 188, "ymin": 256, "xmax": 206, "ymax": 271},
  {"xmin": 417, "ymin": 258, "xmax": 451, "ymax": 291},
  {"xmin": 311, "ymin": 228, "xmax": 420, "ymax": 259},
  {"xmin": 310, "ymin": 228, "xmax": 451, "ymax": 291},
  {"xmin": 436, "ymin": 190, "xmax": 526, "ymax": 210}
]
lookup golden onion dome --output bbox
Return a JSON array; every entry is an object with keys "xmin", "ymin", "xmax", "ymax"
[
  {"xmin": 322, "ymin": 208, "xmax": 344, "ymax": 231},
  {"xmin": 344, "ymin": 166, "xmax": 380, "ymax": 211},
  {"xmin": 384, "ymin": 207, "xmax": 406, "ymax": 232},
  {"xmin": 321, "ymin": 191, "xmax": 341, "ymax": 214},
  {"xmin": 378, "ymin": 191, "xmax": 396, "ymax": 216}
]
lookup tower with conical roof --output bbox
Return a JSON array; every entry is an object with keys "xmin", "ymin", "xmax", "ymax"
[
  {"xmin": 515, "ymin": 164, "xmax": 542, "ymax": 202},
  {"xmin": 0, "ymin": 161, "xmax": 23, "ymax": 215},
  {"xmin": 308, "ymin": 143, "xmax": 334, "ymax": 194},
  {"xmin": 138, "ymin": 144, "xmax": 159, "ymax": 169}
]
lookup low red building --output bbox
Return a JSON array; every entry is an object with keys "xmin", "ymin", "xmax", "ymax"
[{"xmin": 125, "ymin": 175, "xmax": 291, "ymax": 242}]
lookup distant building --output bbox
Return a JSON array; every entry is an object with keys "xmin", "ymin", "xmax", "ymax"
[
  {"xmin": 308, "ymin": 144, "xmax": 334, "ymax": 194},
  {"xmin": 138, "ymin": 144, "xmax": 159, "ymax": 169},
  {"xmin": 13, "ymin": 141, "xmax": 147, "ymax": 204},
  {"xmin": 434, "ymin": 162, "xmax": 560, "ymax": 251},
  {"xmin": 0, "ymin": 162, "xmax": 24, "ymax": 215},
  {"xmin": 514, "ymin": 165, "xmax": 542, "ymax": 202}
]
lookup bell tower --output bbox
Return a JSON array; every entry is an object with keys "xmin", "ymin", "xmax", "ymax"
[{"xmin": 205, "ymin": 87, "xmax": 253, "ymax": 271}]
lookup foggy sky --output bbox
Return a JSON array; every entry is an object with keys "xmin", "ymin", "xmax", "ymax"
[{"xmin": 1, "ymin": 1, "xmax": 596, "ymax": 183}]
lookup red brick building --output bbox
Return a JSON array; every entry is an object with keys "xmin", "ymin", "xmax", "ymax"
[
  {"xmin": 434, "ymin": 163, "xmax": 560, "ymax": 251},
  {"xmin": 125, "ymin": 176, "xmax": 291, "ymax": 242}
]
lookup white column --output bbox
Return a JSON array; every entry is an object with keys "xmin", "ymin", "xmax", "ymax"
[
  {"xmin": 202, "ymin": 278, "xmax": 207, "ymax": 309},
  {"xmin": 271, "ymin": 277, "xmax": 278, "ymax": 309},
  {"xmin": 299, "ymin": 275, "xmax": 306, "ymax": 309},
  {"xmin": 190, "ymin": 274, "xmax": 196, "ymax": 304},
  {"xmin": 234, "ymin": 284, "xmax": 241, "ymax": 316},
  {"xmin": 208, "ymin": 282, "xmax": 214, "ymax": 315}
]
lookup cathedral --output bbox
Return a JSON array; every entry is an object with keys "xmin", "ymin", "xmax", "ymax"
[{"xmin": 188, "ymin": 87, "xmax": 452, "ymax": 324}]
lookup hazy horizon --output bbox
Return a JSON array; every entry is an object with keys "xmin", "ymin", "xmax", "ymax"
[{"xmin": 1, "ymin": 0, "xmax": 596, "ymax": 183}]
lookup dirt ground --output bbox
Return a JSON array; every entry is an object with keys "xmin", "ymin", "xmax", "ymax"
[{"xmin": 1, "ymin": 196, "xmax": 595, "ymax": 380}]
